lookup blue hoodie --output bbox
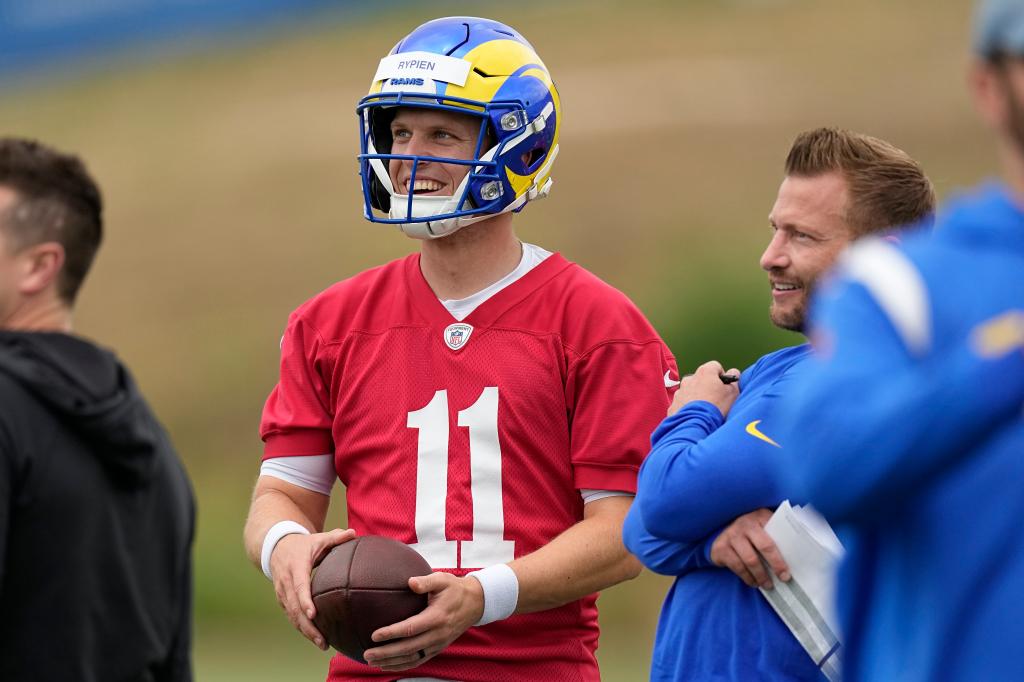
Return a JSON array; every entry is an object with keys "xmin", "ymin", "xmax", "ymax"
[
  {"xmin": 776, "ymin": 183, "xmax": 1024, "ymax": 682},
  {"xmin": 625, "ymin": 344, "xmax": 826, "ymax": 681}
]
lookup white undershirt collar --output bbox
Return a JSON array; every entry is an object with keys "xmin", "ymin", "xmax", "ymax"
[{"xmin": 440, "ymin": 243, "xmax": 552, "ymax": 321}]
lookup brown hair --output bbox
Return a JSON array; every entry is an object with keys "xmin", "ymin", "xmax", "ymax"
[
  {"xmin": 0, "ymin": 138, "xmax": 103, "ymax": 305},
  {"xmin": 784, "ymin": 127, "xmax": 935, "ymax": 235}
]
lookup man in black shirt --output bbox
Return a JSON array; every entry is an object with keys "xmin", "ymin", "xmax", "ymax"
[{"xmin": 0, "ymin": 137, "xmax": 195, "ymax": 681}]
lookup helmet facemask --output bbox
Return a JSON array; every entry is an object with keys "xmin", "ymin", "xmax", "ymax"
[
  {"xmin": 357, "ymin": 20, "xmax": 561, "ymax": 239},
  {"xmin": 359, "ymin": 97, "xmax": 508, "ymax": 239}
]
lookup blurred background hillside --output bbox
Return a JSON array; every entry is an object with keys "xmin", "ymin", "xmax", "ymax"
[{"xmin": 0, "ymin": 0, "xmax": 982, "ymax": 679}]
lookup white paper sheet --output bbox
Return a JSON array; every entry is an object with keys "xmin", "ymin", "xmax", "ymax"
[{"xmin": 758, "ymin": 500, "xmax": 845, "ymax": 681}]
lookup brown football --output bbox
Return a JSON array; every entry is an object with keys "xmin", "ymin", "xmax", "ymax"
[{"xmin": 311, "ymin": 536, "xmax": 432, "ymax": 663}]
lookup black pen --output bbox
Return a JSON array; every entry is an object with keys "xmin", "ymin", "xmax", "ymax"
[{"xmin": 719, "ymin": 371, "xmax": 740, "ymax": 385}]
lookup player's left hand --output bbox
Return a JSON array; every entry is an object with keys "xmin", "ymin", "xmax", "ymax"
[
  {"xmin": 710, "ymin": 508, "xmax": 790, "ymax": 589},
  {"xmin": 362, "ymin": 572, "xmax": 485, "ymax": 671}
]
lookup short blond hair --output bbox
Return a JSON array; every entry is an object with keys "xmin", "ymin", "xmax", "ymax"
[{"xmin": 784, "ymin": 127, "xmax": 935, "ymax": 235}]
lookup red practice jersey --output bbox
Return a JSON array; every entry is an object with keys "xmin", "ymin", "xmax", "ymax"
[{"xmin": 261, "ymin": 252, "xmax": 677, "ymax": 682}]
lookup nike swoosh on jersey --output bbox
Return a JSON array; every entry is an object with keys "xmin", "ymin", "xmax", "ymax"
[
  {"xmin": 664, "ymin": 370, "xmax": 681, "ymax": 388},
  {"xmin": 745, "ymin": 420, "xmax": 780, "ymax": 447}
]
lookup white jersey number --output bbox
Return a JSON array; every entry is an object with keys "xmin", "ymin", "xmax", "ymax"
[{"xmin": 407, "ymin": 387, "xmax": 515, "ymax": 569}]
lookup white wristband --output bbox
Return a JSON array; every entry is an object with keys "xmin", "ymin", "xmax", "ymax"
[
  {"xmin": 469, "ymin": 564, "xmax": 519, "ymax": 626},
  {"xmin": 260, "ymin": 520, "xmax": 310, "ymax": 581}
]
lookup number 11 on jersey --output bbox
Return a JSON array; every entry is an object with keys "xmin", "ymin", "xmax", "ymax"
[{"xmin": 407, "ymin": 387, "xmax": 515, "ymax": 569}]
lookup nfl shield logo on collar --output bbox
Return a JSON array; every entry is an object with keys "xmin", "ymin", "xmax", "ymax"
[{"xmin": 443, "ymin": 323, "xmax": 473, "ymax": 351}]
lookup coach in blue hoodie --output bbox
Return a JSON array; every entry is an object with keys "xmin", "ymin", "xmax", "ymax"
[
  {"xmin": 775, "ymin": 4, "xmax": 1024, "ymax": 682},
  {"xmin": 0, "ymin": 138, "xmax": 194, "ymax": 681},
  {"xmin": 624, "ymin": 128, "xmax": 934, "ymax": 682}
]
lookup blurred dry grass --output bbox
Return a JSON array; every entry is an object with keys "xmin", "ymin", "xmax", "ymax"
[{"xmin": 0, "ymin": 0, "xmax": 986, "ymax": 679}]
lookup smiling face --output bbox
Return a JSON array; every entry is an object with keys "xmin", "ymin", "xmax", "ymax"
[
  {"xmin": 387, "ymin": 108, "xmax": 486, "ymax": 198},
  {"xmin": 761, "ymin": 172, "xmax": 855, "ymax": 332}
]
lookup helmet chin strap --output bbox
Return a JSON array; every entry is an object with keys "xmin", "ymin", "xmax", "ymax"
[
  {"xmin": 389, "ymin": 161, "xmax": 477, "ymax": 239},
  {"xmin": 391, "ymin": 196, "xmax": 491, "ymax": 239}
]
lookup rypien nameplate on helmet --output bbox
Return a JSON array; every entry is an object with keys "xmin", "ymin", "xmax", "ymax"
[{"xmin": 374, "ymin": 51, "xmax": 471, "ymax": 94}]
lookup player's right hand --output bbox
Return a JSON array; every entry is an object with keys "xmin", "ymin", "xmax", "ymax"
[
  {"xmin": 710, "ymin": 508, "xmax": 790, "ymax": 589},
  {"xmin": 271, "ymin": 528, "xmax": 356, "ymax": 650},
  {"xmin": 669, "ymin": 360, "xmax": 740, "ymax": 418}
]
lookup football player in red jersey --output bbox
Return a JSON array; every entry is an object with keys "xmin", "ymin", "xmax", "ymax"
[{"xmin": 243, "ymin": 17, "xmax": 678, "ymax": 681}]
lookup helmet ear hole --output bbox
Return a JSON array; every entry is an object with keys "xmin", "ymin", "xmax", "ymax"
[{"xmin": 523, "ymin": 146, "xmax": 547, "ymax": 173}]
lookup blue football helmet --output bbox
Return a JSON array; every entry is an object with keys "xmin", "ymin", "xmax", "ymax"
[{"xmin": 358, "ymin": 17, "xmax": 561, "ymax": 239}]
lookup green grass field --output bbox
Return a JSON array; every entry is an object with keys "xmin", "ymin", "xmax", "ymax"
[{"xmin": 0, "ymin": 0, "xmax": 985, "ymax": 679}]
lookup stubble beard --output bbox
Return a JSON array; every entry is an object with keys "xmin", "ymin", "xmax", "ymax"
[
  {"xmin": 770, "ymin": 303, "xmax": 802, "ymax": 333},
  {"xmin": 769, "ymin": 293, "xmax": 807, "ymax": 333},
  {"xmin": 768, "ymin": 268, "xmax": 808, "ymax": 333}
]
